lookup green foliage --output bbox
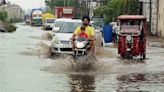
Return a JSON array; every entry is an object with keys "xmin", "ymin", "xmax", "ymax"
[
  {"xmin": 46, "ymin": 0, "xmax": 63, "ymax": 8},
  {"xmin": 94, "ymin": 0, "xmax": 139, "ymax": 23},
  {"xmin": 3, "ymin": 22, "xmax": 17, "ymax": 32},
  {"xmin": 45, "ymin": 0, "xmax": 80, "ymax": 18},
  {"xmin": 46, "ymin": 8, "xmax": 54, "ymax": 14},
  {"xmin": 0, "ymin": 11, "xmax": 16, "ymax": 32},
  {"xmin": 0, "ymin": 11, "xmax": 8, "ymax": 22},
  {"xmin": 45, "ymin": 0, "xmax": 79, "ymax": 8}
]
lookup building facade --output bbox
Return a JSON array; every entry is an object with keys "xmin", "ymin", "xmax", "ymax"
[
  {"xmin": 0, "ymin": 4, "xmax": 24, "ymax": 22},
  {"xmin": 157, "ymin": 0, "xmax": 164, "ymax": 37},
  {"xmin": 140, "ymin": 0, "xmax": 158, "ymax": 35}
]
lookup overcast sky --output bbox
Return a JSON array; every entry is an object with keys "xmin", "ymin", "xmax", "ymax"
[{"xmin": 6, "ymin": 0, "xmax": 45, "ymax": 9}]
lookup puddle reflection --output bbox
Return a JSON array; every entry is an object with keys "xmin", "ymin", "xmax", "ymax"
[
  {"xmin": 116, "ymin": 73, "xmax": 164, "ymax": 92},
  {"xmin": 69, "ymin": 74, "xmax": 95, "ymax": 92}
]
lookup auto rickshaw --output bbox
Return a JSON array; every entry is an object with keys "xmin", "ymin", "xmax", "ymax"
[{"xmin": 117, "ymin": 15, "xmax": 147, "ymax": 59}]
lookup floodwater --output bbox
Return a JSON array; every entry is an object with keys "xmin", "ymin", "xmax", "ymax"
[{"xmin": 0, "ymin": 23, "xmax": 164, "ymax": 92}]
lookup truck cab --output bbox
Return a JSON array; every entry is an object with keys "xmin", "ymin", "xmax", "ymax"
[{"xmin": 31, "ymin": 9, "xmax": 43, "ymax": 26}]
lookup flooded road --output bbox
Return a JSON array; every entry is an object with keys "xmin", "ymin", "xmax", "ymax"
[{"xmin": 0, "ymin": 23, "xmax": 164, "ymax": 92}]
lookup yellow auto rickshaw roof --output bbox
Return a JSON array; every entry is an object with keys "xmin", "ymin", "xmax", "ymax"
[{"xmin": 42, "ymin": 13, "xmax": 56, "ymax": 18}]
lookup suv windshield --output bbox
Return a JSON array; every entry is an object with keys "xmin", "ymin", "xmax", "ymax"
[
  {"xmin": 59, "ymin": 22, "xmax": 81, "ymax": 33},
  {"xmin": 121, "ymin": 19, "xmax": 140, "ymax": 26},
  {"xmin": 54, "ymin": 21, "xmax": 65, "ymax": 28}
]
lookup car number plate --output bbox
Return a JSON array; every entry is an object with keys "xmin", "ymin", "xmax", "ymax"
[{"xmin": 63, "ymin": 44, "xmax": 72, "ymax": 48}]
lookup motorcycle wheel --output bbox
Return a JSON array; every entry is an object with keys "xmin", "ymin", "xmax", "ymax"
[{"xmin": 51, "ymin": 52, "xmax": 61, "ymax": 59}]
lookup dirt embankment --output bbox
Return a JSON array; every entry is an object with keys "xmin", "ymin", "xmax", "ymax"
[
  {"xmin": 0, "ymin": 21, "xmax": 17, "ymax": 32},
  {"xmin": 147, "ymin": 36, "xmax": 164, "ymax": 43},
  {"xmin": 147, "ymin": 36, "xmax": 164, "ymax": 48}
]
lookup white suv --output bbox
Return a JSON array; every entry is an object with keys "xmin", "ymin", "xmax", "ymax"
[{"xmin": 51, "ymin": 19, "xmax": 103, "ymax": 55}]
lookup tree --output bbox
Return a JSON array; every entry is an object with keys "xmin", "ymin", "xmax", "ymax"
[
  {"xmin": 0, "ymin": 11, "xmax": 8, "ymax": 22},
  {"xmin": 94, "ymin": 0, "xmax": 139, "ymax": 23},
  {"xmin": 45, "ymin": 0, "xmax": 79, "ymax": 8}
]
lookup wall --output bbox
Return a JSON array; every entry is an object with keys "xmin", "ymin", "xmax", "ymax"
[
  {"xmin": 89, "ymin": 0, "xmax": 104, "ymax": 17},
  {"xmin": 157, "ymin": 0, "xmax": 164, "ymax": 37},
  {"xmin": 89, "ymin": 2, "xmax": 97, "ymax": 17},
  {"xmin": 141, "ymin": 0, "xmax": 158, "ymax": 35},
  {"xmin": 0, "ymin": 0, "xmax": 6, "ymax": 5},
  {"xmin": 0, "ymin": 4, "xmax": 24, "ymax": 22}
]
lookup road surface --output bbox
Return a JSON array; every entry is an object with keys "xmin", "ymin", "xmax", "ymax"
[{"xmin": 0, "ymin": 23, "xmax": 164, "ymax": 92}]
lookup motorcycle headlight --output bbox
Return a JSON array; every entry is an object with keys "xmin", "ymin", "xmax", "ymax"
[
  {"xmin": 126, "ymin": 35, "xmax": 132, "ymax": 42},
  {"xmin": 76, "ymin": 42, "xmax": 85, "ymax": 49}
]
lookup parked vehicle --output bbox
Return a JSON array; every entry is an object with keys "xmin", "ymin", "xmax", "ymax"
[
  {"xmin": 52, "ymin": 18, "xmax": 72, "ymax": 32},
  {"xmin": 31, "ymin": 8, "xmax": 43, "ymax": 26},
  {"xmin": 25, "ymin": 15, "xmax": 31, "ymax": 25},
  {"xmin": 42, "ymin": 13, "xmax": 55, "ymax": 30},
  {"xmin": 117, "ymin": 15, "xmax": 147, "ymax": 59},
  {"xmin": 43, "ymin": 18, "xmax": 55, "ymax": 30},
  {"xmin": 55, "ymin": 7, "xmax": 75, "ymax": 18},
  {"xmin": 51, "ymin": 19, "xmax": 103, "ymax": 55}
]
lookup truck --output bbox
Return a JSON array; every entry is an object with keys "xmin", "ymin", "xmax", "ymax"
[
  {"xmin": 55, "ymin": 7, "xmax": 74, "ymax": 18},
  {"xmin": 31, "ymin": 8, "xmax": 43, "ymax": 26},
  {"xmin": 25, "ymin": 15, "xmax": 31, "ymax": 25},
  {"xmin": 42, "ymin": 13, "xmax": 55, "ymax": 30}
]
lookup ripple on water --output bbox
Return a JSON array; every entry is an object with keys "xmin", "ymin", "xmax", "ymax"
[{"xmin": 116, "ymin": 72, "xmax": 164, "ymax": 92}]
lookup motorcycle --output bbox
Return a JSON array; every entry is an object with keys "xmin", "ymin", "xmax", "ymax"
[{"xmin": 72, "ymin": 36, "xmax": 97, "ymax": 71}]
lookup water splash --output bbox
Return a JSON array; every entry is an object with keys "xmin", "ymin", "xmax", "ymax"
[
  {"xmin": 41, "ymin": 31, "xmax": 53, "ymax": 41},
  {"xmin": 71, "ymin": 54, "xmax": 97, "ymax": 72},
  {"xmin": 36, "ymin": 41, "xmax": 52, "ymax": 58},
  {"xmin": 42, "ymin": 54, "xmax": 113, "ymax": 75}
]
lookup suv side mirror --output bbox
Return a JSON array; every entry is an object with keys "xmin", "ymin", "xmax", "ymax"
[{"xmin": 52, "ymin": 27, "xmax": 60, "ymax": 32}]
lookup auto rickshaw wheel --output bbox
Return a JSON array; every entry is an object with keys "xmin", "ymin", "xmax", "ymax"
[
  {"xmin": 125, "ymin": 51, "xmax": 132, "ymax": 59},
  {"xmin": 141, "ymin": 54, "xmax": 146, "ymax": 59}
]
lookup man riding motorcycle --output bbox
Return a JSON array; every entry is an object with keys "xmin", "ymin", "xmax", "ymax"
[{"xmin": 72, "ymin": 16, "xmax": 96, "ymax": 54}]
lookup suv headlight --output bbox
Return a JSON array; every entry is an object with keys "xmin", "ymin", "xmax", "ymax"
[{"xmin": 52, "ymin": 37, "xmax": 59, "ymax": 44}]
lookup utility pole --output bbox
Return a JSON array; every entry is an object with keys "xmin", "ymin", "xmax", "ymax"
[
  {"xmin": 67, "ymin": 0, "xmax": 70, "ymax": 6},
  {"xmin": 149, "ymin": 0, "xmax": 152, "ymax": 33},
  {"xmin": 64, "ymin": 0, "xmax": 66, "ymax": 6}
]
